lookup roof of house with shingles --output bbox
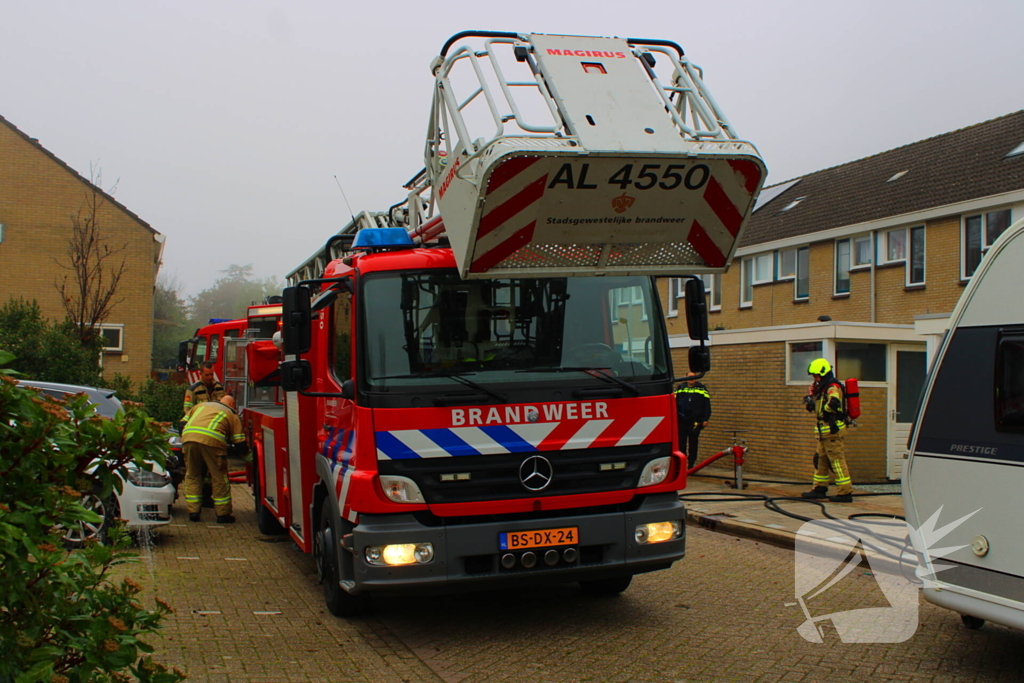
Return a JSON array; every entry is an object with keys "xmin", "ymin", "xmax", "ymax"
[{"xmin": 742, "ymin": 110, "xmax": 1024, "ymax": 248}]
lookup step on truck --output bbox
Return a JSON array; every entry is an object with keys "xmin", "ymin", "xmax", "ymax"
[
  {"xmin": 904, "ymin": 216, "xmax": 1024, "ymax": 632},
  {"xmin": 244, "ymin": 31, "xmax": 766, "ymax": 615}
]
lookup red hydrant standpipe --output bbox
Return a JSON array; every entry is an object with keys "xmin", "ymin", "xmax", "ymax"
[{"xmin": 686, "ymin": 445, "xmax": 749, "ymax": 489}]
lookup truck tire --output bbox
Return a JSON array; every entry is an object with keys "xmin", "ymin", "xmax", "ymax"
[
  {"xmin": 253, "ymin": 471, "xmax": 284, "ymax": 535},
  {"xmin": 579, "ymin": 575, "xmax": 633, "ymax": 596},
  {"xmin": 315, "ymin": 504, "xmax": 370, "ymax": 617}
]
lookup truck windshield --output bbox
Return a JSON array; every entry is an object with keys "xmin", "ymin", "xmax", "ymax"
[{"xmin": 361, "ymin": 271, "xmax": 670, "ymax": 388}]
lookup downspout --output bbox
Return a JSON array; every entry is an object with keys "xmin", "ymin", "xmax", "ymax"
[{"xmin": 870, "ymin": 230, "xmax": 877, "ymax": 323}]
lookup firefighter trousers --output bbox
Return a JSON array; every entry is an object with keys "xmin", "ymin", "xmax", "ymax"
[
  {"xmin": 183, "ymin": 441, "xmax": 233, "ymax": 516},
  {"xmin": 813, "ymin": 433, "xmax": 853, "ymax": 496}
]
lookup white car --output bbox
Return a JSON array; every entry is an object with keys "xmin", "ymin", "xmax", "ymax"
[{"xmin": 17, "ymin": 380, "xmax": 177, "ymax": 544}]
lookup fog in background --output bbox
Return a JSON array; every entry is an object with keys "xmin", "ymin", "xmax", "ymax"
[{"xmin": 2, "ymin": 0, "xmax": 1021, "ymax": 295}]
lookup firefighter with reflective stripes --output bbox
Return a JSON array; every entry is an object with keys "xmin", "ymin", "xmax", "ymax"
[
  {"xmin": 802, "ymin": 358, "xmax": 854, "ymax": 503},
  {"xmin": 181, "ymin": 362, "xmax": 225, "ymax": 428},
  {"xmin": 675, "ymin": 371, "xmax": 712, "ymax": 469},
  {"xmin": 182, "ymin": 395, "xmax": 247, "ymax": 523}
]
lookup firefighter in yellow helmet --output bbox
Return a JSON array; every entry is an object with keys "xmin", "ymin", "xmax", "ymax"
[
  {"xmin": 182, "ymin": 394, "xmax": 248, "ymax": 523},
  {"xmin": 801, "ymin": 358, "xmax": 854, "ymax": 503}
]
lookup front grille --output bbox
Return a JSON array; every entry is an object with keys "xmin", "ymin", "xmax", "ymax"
[{"xmin": 379, "ymin": 443, "xmax": 670, "ymax": 504}]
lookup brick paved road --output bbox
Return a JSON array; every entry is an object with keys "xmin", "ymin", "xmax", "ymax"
[{"xmin": 133, "ymin": 486, "xmax": 1024, "ymax": 683}]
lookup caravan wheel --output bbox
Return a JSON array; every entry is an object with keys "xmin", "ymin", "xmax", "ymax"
[{"xmin": 960, "ymin": 614, "xmax": 985, "ymax": 630}]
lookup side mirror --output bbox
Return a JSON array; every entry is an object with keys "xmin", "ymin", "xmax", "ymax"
[
  {"xmin": 341, "ymin": 379, "xmax": 355, "ymax": 400},
  {"xmin": 177, "ymin": 340, "xmax": 190, "ymax": 367},
  {"xmin": 282, "ymin": 286, "xmax": 312, "ymax": 356},
  {"xmin": 684, "ymin": 278, "xmax": 709, "ymax": 341},
  {"xmin": 311, "ymin": 288, "xmax": 338, "ymax": 313},
  {"xmin": 688, "ymin": 345, "xmax": 711, "ymax": 374},
  {"xmin": 279, "ymin": 359, "xmax": 312, "ymax": 392}
]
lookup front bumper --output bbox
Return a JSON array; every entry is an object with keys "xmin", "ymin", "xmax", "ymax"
[
  {"xmin": 117, "ymin": 480, "xmax": 176, "ymax": 528},
  {"xmin": 347, "ymin": 493, "xmax": 685, "ymax": 594}
]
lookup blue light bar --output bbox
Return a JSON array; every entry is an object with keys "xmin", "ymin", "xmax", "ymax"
[
  {"xmin": 352, "ymin": 228, "xmax": 414, "ymax": 249},
  {"xmin": 208, "ymin": 318, "xmax": 233, "ymax": 324}
]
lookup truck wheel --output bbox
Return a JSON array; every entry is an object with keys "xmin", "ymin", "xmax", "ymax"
[
  {"xmin": 253, "ymin": 472, "xmax": 284, "ymax": 535},
  {"xmin": 315, "ymin": 505, "xmax": 370, "ymax": 617},
  {"xmin": 961, "ymin": 614, "xmax": 985, "ymax": 630},
  {"xmin": 579, "ymin": 575, "xmax": 633, "ymax": 596}
]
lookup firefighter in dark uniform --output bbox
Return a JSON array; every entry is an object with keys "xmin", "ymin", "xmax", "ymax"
[
  {"xmin": 801, "ymin": 358, "xmax": 854, "ymax": 503},
  {"xmin": 181, "ymin": 362, "xmax": 225, "ymax": 429},
  {"xmin": 675, "ymin": 371, "xmax": 712, "ymax": 469},
  {"xmin": 182, "ymin": 395, "xmax": 248, "ymax": 523}
]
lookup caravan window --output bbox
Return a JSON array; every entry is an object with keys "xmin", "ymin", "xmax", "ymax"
[{"xmin": 996, "ymin": 333, "xmax": 1024, "ymax": 432}]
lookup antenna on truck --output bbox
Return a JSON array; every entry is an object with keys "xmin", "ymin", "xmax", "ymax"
[{"xmin": 333, "ymin": 175, "xmax": 358, "ymax": 224}]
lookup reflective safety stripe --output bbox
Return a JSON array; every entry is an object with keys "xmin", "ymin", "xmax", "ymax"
[
  {"xmin": 185, "ymin": 495, "xmax": 201, "ymax": 502},
  {"xmin": 213, "ymin": 495, "xmax": 231, "ymax": 504},
  {"xmin": 675, "ymin": 387, "xmax": 710, "ymax": 398}
]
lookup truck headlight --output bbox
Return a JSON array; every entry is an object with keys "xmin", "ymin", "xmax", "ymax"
[
  {"xmin": 638, "ymin": 456, "xmax": 671, "ymax": 487},
  {"xmin": 365, "ymin": 543, "xmax": 435, "ymax": 566},
  {"xmin": 127, "ymin": 467, "xmax": 171, "ymax": 488},
  {"xmin": 635, "ymin": 521, "xmax": 683, "ymax": 544},
  {"xmin": 379, "ymin": 475, "xmax": 425, "ymax": 503}
]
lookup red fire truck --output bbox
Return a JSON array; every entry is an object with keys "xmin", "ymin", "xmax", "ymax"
[
  {"xmin": 235, "ymin": 31, "xmax": 765, "ymax": 616},
  {"xmin": 177, "ymin": 302, "xmax": 282, "ymax": 386}
]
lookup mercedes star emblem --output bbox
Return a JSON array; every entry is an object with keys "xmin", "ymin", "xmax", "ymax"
[{"xmin": 519, "ymin": 455, "xmax": 554, "ymax": 491}]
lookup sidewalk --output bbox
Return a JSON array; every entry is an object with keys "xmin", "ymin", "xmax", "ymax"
[{"xmin": 680, "ymin": 465, "xmax": 910, "ymax": 570}]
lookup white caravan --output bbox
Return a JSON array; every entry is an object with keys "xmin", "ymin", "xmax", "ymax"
[{"xmin": 904, "ymin": 216, "xmax": 1024, "ymax": 631}]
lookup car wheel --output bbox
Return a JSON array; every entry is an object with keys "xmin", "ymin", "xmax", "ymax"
[
  {"xmin": 314, "ymin": 503, "xmax": 370, "ymax": 617},
  {"xmin": 579, "ymin": 575, "xmax": 633, "ymax": 596},
  {"xmin": 63, "ymin": 490, "xmax": 119, "ymax": 547}
]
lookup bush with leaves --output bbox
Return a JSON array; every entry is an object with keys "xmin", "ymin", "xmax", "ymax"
[
  {"xmin": 0, "ymin": 298, "xmax": 102, "ymax": 386},
  {"xmin": 0, "ymin": 351, "xmax": 184, "ymax": 683},
  {"xmin": 106, "ymin": 375, "xmax": 186, "ymax": 425}
]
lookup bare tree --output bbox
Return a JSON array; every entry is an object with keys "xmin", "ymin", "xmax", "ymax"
[{"xmin": 54, "ymin": 165, "xmax": 128, "ymax": 344}]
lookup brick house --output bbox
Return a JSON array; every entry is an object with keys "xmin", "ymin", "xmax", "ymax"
[
  {"xmin": 0, "ymin": 115, "xmax": 164, "ymax": 384},
  {"xmin": 662, "ymin": 111, "xmax": 1024, "ymax": 483}
]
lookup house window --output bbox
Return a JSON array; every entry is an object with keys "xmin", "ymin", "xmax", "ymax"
[
  {"xmin": 667, "ymin": 278, "xmax": 684, "ymax": 316},
  {"xmin": 908, "ymin": 226, "xmax": 925, "ymax": 286},
  {"xmin": 700, "ymin": 274, "xmax": 722, "ymax": 311},
  {"xmin": 777, "ymin": 249, "xmax": 797, "ymax": 280},
  {"xmin": 836, "ymin": 342, "xmax": 886, "ymax": 382},
  {"xmin": 835, "ymin": 239, "xmax": 851, "ymax": 294},
  {"xmin": 100, "ymin": 325, "xmax": 124, "ymax": 352},
  {"xmin": 963, "ymin": 209, "xmax": 1012, "ymax": 278},
  {"xmin": 740, "ymin": 253, "xmax": 773, "ymax": 307},
  {"xmin": 853, "ymin": 235, "xmax": 873, "ymax": 267},
  {"xmin": 883, "ymin": 228, "xmax": 907, "ymax": 263},
  {"xmin": 789, "ymin": 341, "xmax": 823, "ymax": 382},
  {"xmin": 795, "ymin": 247, "xmax": 810, "ymax": 300}
]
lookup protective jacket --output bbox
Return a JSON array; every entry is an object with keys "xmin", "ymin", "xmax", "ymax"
[
  {"xmin": 182, "ymin": 380, "xmax": 225, "ymax": 420},
  {"xmin": 675, "ymin": 382, "xmax": 712, "ymax": 426},
  {"xmin": 808, "ymin": 371, "xmax": 847, "ymax": 435},
  {"xmin": 182, "ymin": 401, "xmax": 247, "ymax": 455}
]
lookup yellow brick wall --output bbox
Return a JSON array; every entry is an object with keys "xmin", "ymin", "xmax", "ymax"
[
  {"xmin": 0, "ymin": 122, "xmax": 160, "ymax": 384},
  {"xmin": 670, "ymin": 342, "xmax": 890, "ymax": 483}
]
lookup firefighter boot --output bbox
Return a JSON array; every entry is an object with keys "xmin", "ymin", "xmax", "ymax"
[
  {"xmin": 801, "ymin": 486, "xmax": 828, "ymax": 499},
  {"xmin": 216, "ymin": 515, "xmax": 236, "ymax": 524},
  {"xmin": 189, "ymin": 512, "xmax": 201, "ymax": 522},
  {"xmin": 829, "ymin": 494, "xmax": 853, "ymax": 503}
]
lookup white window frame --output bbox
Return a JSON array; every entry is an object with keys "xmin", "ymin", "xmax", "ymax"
[
  {"xmin": 700, "ymin": 274, "xmax": 722, "ymax": 312},
  {"xmin": 100, "ymin": 324, "xmax": 124, "ymax": 352},
  {"xmin": 852, "ymin": 234, "xmax": 873, "ymax": 269},
  {"xmin": 666, "ymin": 278, "xmax": 684, "ymax": 317},
  {"xmin": 961, "ymin": 208, "xmax": 1012, "ymax": 279},
  {"xmin": 881, "ymin": 228, "xmax": 907, "ymax": 264},
  {"xmin": 907, "ymin": 225, "xmax": 926, "ymax": 287},
  {"xmin": 835, "ymin": 238, "xmax": 851, "ymax": 295},
  {"xmin": 787, "ymin": 340, "xmax": 828, "ymax": 385},
  {"xmin": 794, "ymin": 246, "xmax": 810, "ymax": 301},
  {"xmin": 776, "ymin": 249, "xmax": 797, "ymax": 280}
]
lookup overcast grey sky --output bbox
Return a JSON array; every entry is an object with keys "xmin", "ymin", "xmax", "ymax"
[{"xmin": 2, "ymin": 1, "xmax": 1021, "ymax": 297}]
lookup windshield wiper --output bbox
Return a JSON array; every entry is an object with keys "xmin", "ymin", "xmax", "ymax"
[
  {"xmin": 374, "ymin": 370, "xmax": 508, "ymax": 404},
  {"xmin": 518, "ymin": 366, "xmax": 641, "ymax": 396}
]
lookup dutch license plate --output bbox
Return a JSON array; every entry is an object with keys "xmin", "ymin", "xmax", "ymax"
[{"xmin": 499, "ymin": 526, "xmax": 579, "ymax": 551}]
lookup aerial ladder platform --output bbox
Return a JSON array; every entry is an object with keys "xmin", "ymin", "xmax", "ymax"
[{"xmin": 390, "ymin": 30, "xmax": 767, "ymax": 279}]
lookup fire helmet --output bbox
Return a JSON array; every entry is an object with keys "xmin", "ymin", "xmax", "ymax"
[{"xmin": 807, "ymin": 358, "xmax": 832, "ymax": 376}]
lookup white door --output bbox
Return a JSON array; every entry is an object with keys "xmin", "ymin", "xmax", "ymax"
[{"xmin": 888, "ymin": 344, "xmax": 927, "ymax": 479}]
